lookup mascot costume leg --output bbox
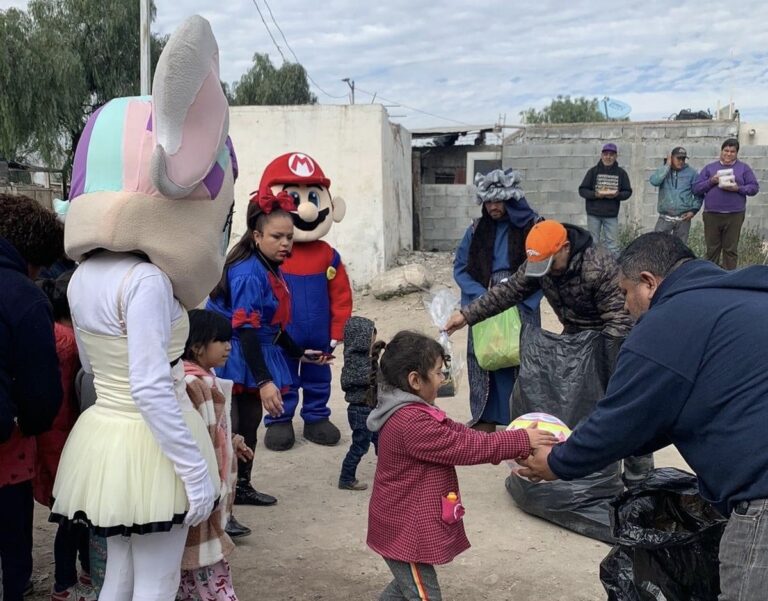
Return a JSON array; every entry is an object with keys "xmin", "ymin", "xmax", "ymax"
[{"xmin": 256, "ymin": 153, "xmax": 352, "ymax": 451}]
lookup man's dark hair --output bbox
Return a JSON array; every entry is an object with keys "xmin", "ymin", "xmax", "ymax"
[
  {"xmin": 618, "ymin": 232, "xmax": 696, "ymax": 281},
  {"xmin": 379, "ymin": 330, "xmax": 445, "ymax": 394},
  {"xmin": 722, "ymin": 138, "xmax": 740, "ymax": 151},
  {"xmin": 183, "ymin": 309, "xmax": 233, "ymax": 361},
  {"xmin": 0, "ymin": 193, "xmax": 64, "ymax": 267}
]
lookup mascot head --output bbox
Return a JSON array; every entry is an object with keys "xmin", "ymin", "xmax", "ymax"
[
  {"xmin": 256, "ymin": 152, "xmax": 345, "ymax": 243},
  {"xmin": 64, "ymin": 15, "xmax": 237, "ymax": 308}
]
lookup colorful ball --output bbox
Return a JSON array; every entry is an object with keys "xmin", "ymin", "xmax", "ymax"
[{"xmin": 506, "ymin": 412, "xmax": 571, "ymax": 481}]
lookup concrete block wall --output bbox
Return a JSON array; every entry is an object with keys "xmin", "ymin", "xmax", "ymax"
[
  {"xmin": 501, "ymin": 121, "xmax": 768, "ymax": 236},
  {"xmin": 420, "ymin": 184, "xmax": 480, "ymax": 250}
]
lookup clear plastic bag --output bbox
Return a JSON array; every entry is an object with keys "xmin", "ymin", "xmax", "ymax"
[{"xmin": 424, "ymin": 289, "xmax": 465, "ymax": 397}]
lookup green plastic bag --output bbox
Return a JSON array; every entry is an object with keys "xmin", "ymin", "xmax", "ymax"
[{"xmin": 471, "ymin": 306, "xmax": 522, "ymax": 370}]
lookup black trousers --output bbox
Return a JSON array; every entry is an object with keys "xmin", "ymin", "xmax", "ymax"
[
  {"xmin": 0, "ymin": 481, "xmax": 34, "ymax": 601},
  {"xmin": 54, "ymin": 522, "xmax": 90, "ymax": 589},
  {"xmin": 231, "ymin": 391, "xmax": 262, "ymax": 481}
]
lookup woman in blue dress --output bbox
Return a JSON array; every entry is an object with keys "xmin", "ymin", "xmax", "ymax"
[
  {"xmin": 208, "ymin": 192, "xmax": 326, "ymax": 506},
  {"xmin": 454, "ymin": 170, "xmax": 543, "ymax": 432}
]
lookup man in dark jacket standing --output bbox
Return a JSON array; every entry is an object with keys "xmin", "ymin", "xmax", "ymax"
[
  {"xmin": 579, "ymin": 143, "xmax": 632, "ymax": 255},
  {"xmin": 0, "ymin": 193, "xmax": 63, "ymax": 601},
  {"xmin": 520, "ymin": 232, "xmax": 768, "ymax": 600}
]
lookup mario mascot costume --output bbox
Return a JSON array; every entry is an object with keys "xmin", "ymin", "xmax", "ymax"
[{"xmin": 257, "ymin": 153, "xmax": 352, "ymax": 451}]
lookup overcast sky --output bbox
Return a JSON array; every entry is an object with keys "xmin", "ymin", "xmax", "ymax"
[{"xmin": 3, "ymin": 0, "xmax": 768, "ymax": 128}]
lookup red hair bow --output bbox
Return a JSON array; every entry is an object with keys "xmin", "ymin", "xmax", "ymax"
[{"xmin": 249, "ymin": 190, "xmax": 297, "ymax": 214}]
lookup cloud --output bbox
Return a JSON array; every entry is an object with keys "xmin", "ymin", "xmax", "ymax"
[{"xmin": 3, "ymin": 0, "xmax": 768, "ymax": 126}]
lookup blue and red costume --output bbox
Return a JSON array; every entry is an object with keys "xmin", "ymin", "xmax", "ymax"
[
  {"xmin": 277, "ymin": 241, "xmax": 352, "ymax": 426},
  {"xmin": 207, "ymin": 255, "xmax": 294, "ymax": 393}
]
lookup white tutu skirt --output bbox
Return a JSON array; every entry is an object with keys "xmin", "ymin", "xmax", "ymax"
[{"xmin": 50, "ymin": 404, "xmax": 219, "ymax": 537}]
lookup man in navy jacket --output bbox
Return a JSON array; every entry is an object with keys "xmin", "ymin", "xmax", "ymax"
[
  {"xmin": 0, "ymin": 193, "xmax": 63, "ymax": 601},
  {"xmin": 521, "ymin": 232, "xmax": 768, "ymax": 600}
]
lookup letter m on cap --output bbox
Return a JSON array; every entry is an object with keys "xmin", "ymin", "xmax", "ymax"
[{"xmin": 289, "ymin": 153, "xmax": 315, "ymax": 177}]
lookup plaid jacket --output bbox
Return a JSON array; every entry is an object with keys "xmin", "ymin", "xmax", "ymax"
[{"xmin": 367, "ymin": 401, "xmax": 530, "ymax": 565}]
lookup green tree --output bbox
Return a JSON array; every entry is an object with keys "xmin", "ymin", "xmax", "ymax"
[
  {"xmin": 521, "ymin": 95, "xmax": 607, "ymax": 124},
  {"xmin": 0, "ymin": 0, "xmax": 166, "ymax": 169},
  {"xmin": 230, "ymin": 53, "xmax": 317, "ymax": 106}
]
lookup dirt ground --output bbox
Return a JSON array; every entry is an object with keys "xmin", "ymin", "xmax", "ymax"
[{"xmin": 29, "ymin": 251, "xmax": 688, "ymax": 601}]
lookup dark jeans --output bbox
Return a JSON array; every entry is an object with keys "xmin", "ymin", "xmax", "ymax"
[
  {"xmin": 339, "ymin": 405, "xmax": 377, "ymax": 484},
  {"xmin": 0, "ymin": 481, "xmax": 33, "ymax": 601},
  {"xmin": 54, "ymin": 522, "xmax": 90, "ymax": 590},
  {"xmin": 718, "ymin": 498, "xmax": 768, "ymax": 600}
]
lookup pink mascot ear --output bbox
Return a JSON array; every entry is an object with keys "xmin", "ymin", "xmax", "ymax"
[{"xmin": 150, "ymin": 15, "xmax": 229, "ymax": 199}]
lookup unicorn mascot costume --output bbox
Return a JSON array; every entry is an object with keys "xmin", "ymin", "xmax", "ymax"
[{"xmin": 50, "ymin": 16, "xmax": 237, "ymax": 601}]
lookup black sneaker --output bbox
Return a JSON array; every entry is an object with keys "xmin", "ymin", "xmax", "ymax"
[
  {"xmin": 225, "ymin": 515, "xmax": 252, "ymax": 538},
  {"xmin": 234, "ymin": 482, "xmax": 277, "ymax": 506}
]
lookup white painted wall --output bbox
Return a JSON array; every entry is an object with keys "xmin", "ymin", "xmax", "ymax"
[
  {"xmin": 739, "ymin": 122, "xmax": 768, "ymax": 146},
  {"xmin": 228, "ymin": 104, "xmax": 412, "ymax": 287}
]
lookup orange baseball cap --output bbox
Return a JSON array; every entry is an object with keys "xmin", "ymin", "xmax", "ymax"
[{"xmin": 524, "ymin": 221, "xmax": 568, "ymax": 277}]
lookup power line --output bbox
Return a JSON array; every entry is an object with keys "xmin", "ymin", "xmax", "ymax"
[
  {"xmin": 260, "ymin": 0, "xmax": 348, "ymax": 99},
  {"xmin": 250, "ymin": 0, "xmax": 286, "ymax": 62},
  {"xmin": 354, "ymin": 86, "xmax": 472, "ymax": 125}
]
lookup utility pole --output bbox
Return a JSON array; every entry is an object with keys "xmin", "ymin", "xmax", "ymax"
[
  {"xmin": 342, "ymin": 78, "xmax": 355, "ymax": 105},
  {"xmin": 139, "ymin": 0, "xmax": 152, "ymax": 95}
]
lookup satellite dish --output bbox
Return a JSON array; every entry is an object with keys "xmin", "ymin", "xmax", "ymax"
[{"xmin": 599, "ymin": 97, "xmax": 632, "ymax": 119}]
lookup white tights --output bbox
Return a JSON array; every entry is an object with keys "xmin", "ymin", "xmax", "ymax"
[{"xmin": 99, "ymin": 525, "xmax": 188, "ymax": 601}]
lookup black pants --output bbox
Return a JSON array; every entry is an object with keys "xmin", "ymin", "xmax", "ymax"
[
  {"xmin": 0, "ymin": 481, "xmax": 33, "ymax": 601},
  {"xmin": 54, "ymin": 522, "xmax": 90, "ymax": 590},
  {"xmin": 231, "ymin": 391, "xmax": 262, "ymax": 481}
]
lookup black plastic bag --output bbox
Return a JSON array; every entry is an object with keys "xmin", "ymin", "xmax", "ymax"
[
  {"xmin": 600, "ymin": 468, "xmax": 727, "ymax": 601},
  {"xmin": 506, "ymin": 326, "xmax": 625, "ymax": 543}
]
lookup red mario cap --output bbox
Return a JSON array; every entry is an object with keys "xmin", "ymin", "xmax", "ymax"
[{"xmin": 257, "ymin": 152, "xmax": 331, "ymax": 198}]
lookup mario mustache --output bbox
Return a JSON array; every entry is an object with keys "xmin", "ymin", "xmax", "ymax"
[{"xmin": 292, "ymin": 208, "xmax": 330, "ymax": 231}]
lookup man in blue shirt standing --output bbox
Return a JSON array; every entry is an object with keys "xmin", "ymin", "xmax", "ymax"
[
  {"xmin": 649, "ymin": 146, "xmax": 702, "ymax": 244},
  {"xmin": 520, "ymin": 232, "xmax": 768, "ymax": 600}
]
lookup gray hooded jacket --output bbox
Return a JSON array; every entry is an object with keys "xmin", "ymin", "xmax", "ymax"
[{"xmin": 367, "ymin": 386, "xmax": 431, "ymax": 433}]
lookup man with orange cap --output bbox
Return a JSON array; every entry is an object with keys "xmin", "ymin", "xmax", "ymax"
[
  {"xmin": 256, "ymin": 152, "xmax": 352, "ymax": 451},
  {"xmin": 445, "ymin": 220, "xmax": 632, "ymax": 339},
  {"xmin": 444, "ymin": 220, "xmax": 654, "ymax": 484}
]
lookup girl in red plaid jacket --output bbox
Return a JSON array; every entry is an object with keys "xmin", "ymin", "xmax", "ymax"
[{"xmin": 366, "ymin": 331, "xmax": 555, "ymax": 600}]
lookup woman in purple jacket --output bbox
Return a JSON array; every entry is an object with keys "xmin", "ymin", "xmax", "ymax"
[{"xmin": 693, "ymin": 138, "xmax": 759, "ymax": 270}]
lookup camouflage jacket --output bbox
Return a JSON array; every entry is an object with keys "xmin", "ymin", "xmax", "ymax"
[{"xmin": 462, "ymin": 225, "xmax": 633, "ymax": 338}]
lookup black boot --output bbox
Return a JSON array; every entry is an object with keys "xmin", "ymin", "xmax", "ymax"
[
  {"xmin": 303, "ymin": 419, "xmax": 341, "ymax": 446},
  {"xmin": 225, "ymin": 514, "xmax": 252, "ymax": 538},
  {"xmin": 264, "ymin": 421, "xmax": 296, "ymax": 451},
  {"xmin": 234, "ymin": 460, "xmax": 277, "ymax": 506}
]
